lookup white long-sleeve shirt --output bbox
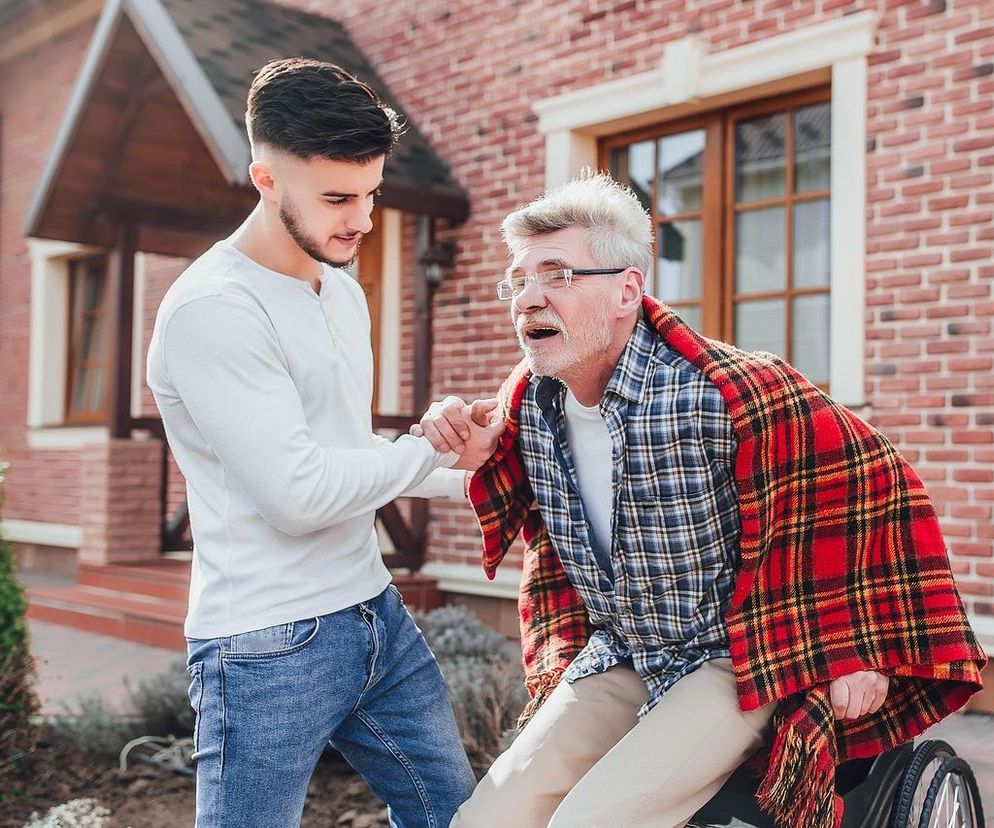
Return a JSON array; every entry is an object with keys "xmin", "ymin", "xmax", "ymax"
[{"xmin": 147, "ymin": 241, "xmax": 464, "ymax": 638}]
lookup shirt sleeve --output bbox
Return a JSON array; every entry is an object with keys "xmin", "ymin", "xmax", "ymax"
[{"xmin": 160, "ymin": 295, "xmax": 448, "ymax": 536}]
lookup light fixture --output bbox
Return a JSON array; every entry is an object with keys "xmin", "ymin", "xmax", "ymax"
[{"xmin": 419, "ymin": 239, "xmax": 457, "ymax": 288}]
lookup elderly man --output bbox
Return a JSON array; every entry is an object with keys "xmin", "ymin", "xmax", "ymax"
[{"xmin": 419, "ymin": 172, "xmax": 984, "ymax": 828}]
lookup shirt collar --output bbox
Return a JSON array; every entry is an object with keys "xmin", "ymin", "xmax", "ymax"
[{"xmin": 603, "ymin": 315, "xmax": 656, "ymax": 405}]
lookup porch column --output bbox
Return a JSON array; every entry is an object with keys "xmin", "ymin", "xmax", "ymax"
[
  {"xmin": 107, "ymin": 218, "xmax": 137, "ymax": 439},
  {"xmin": 78, "ymin": 438, "xmax": 162, "ymax": 565}
]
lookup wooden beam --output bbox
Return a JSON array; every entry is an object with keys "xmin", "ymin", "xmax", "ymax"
[
  {"xmin": 381, "ymin": 180, "xmax": 469, "ymax": 224},
  {"xmin": 93, "ymin": 196, "xmax": 246, "ymax": 235},
  {"xmin": 107, "ymin": 218, "xmax": 137, "ymax": 439},
  {"xmin": 104, "ymin": 57, "xmax": 162, "ymax": 190}
]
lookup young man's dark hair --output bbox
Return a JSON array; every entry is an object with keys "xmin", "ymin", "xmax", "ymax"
[{"xmin": 245, "ymin": 58, "xmax": 404, "ymax": 161}]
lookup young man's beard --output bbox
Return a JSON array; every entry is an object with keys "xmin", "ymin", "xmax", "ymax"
[{"xmin": 279, "ymin": 197, "xmax": 360, "ymax": 268}]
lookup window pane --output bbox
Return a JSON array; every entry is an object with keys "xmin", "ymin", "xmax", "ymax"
[
  {"xmin": 794, "ymin": 199, "xmax": 831, "ymax": 289},
  {"xmin": 735, "ymin": 208, "xmax": 785, "ymax": 294},
  {"xmin": 792, "ymin": 294, "xmax": 830, "ymax": 385},
  {"xmin": 72, "ymin": 368, "xmax": 88, "ymax": 412},
  {"xmin": 795, "ymin": 103, "xmax": 831, "ymax": 193},
  {"xmin": 81, "ymin": 263, "xmax": 104, "ymax": 311},
  {"xmin": 673, "ymin": 305, "xmax": 701, "ymax": 331},
  {"xmin": 735, "ymin": 299, "xmax": 785, "ymax": 357},
  {"xmin": 611, "ymin": 140, "xmax": 654, "ymax": 212},
  {"xmin": 80, "ymin": 315, "xmax": 107, "ymax": 363},
  {"xmin": 657, "ymin": 129, "xmax": 705, "ymax": 216},
  {"xmin": 657, "ymin": 219, "xmax": 701, "ymax": 302},
  {"xmin": 86, "ymin": 368, "xmax": 105, "ymax": 413},
  {"xmin": 735, "ymin": 113, "xmax": 786, "ymax": 202}
]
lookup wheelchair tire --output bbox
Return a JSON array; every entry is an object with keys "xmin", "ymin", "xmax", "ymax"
[
  {"xmin": 890, "ymin": 740, "xmax": 957, "ymax": 828},
  {"xmin": 915, "ymin": 756, "xmax": 984, "ymax": 828}
]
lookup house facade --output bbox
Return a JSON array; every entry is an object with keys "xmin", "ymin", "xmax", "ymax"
[{"xmin": 1, "ymin": 0, "xmax": 992, "ymax": 688}]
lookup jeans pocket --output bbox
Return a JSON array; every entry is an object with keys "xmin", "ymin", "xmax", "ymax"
[
  {"xmin": 186, "ymin": 662, "xmax": 204, "ymax": 756},
  {"xmin": 221, "ymin": 617, "xmax": 321, "ymax": 661}
]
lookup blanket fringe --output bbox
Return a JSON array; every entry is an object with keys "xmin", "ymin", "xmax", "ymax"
[
  {"xmin": 756, "ymin": 721, "xmax": 841, "ymax": 828},
  {"xmin": 516, "ymin": 671, "xmax": 564, "ymax": 729}
]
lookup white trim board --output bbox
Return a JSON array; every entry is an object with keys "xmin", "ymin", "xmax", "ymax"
[
  {"xmin": 377, "ymin": 209, "xmax": 402, "ymax": 415},
  {"xmin": 533, "ymin": 12, "xmax": 877, "ymax": 407},
  {"xmin": 1, "ymin": 520, "xmax": 83, "ymax": 548},
  {"xmin": 421, "ymin": 561, "xmax": 521, "ymax": 601}
]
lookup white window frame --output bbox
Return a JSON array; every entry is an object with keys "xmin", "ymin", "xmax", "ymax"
[
  {"xmin": 377, "ymin": 209, "xmax": 403, "ymax": 415},
  {"xmin": 25, "ymin": 239, "xmax": 145, "ymax": 448},
  {"xmin": 532, "ymin": 12, "xmax": 877, "ymax": 408}
]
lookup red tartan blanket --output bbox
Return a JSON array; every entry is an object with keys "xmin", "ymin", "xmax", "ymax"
[{"xmin": 468, "ymin": 295, "xmax": 986, "ymax": 828}]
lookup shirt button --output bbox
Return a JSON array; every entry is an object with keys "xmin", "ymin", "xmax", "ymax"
[{"xmin": 590, "ymin": 658, "xmax": 601, "ymax": 668}]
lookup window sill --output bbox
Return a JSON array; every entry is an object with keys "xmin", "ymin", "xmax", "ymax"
[{"xmin": 26, "ymin": 426, "xmax": 109, "ymax": 449}]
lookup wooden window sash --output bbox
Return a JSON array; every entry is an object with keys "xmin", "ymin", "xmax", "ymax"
[
  {"xmin": 65, "ymin": 255, "xmax": 110, "ymax": 425},
  {"xmin": 600, "ymin": 86, "xmax": 831, "ymax": 388}
]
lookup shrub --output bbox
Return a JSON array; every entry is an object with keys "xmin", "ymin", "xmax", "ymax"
[
  {"xmin": 0, "ymin": 458, "xmax": 40, "ymax": 805},
  {"xmin": 416, "ymin": 606, "xmax": 528, "ymax": 774},
  {"xmin": 49, "ymin": 696, "xmax": 142, "ymax": 759},
  {"xmin": 128, "ymin": 659, "xmax": 195, "ymax": 738}
]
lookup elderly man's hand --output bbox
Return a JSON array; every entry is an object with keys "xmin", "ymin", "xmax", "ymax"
[
  {"xmin": 829, "ymin": 670, "xmax": 889, "ymax": 720},
  {"xmin": 412, "ymin": 396, "xmax": 503, "ymax": 471}
]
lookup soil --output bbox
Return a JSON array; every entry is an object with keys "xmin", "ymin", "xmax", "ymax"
[{"xmin": 2, "ymin": 734, "xmax": 388, "ymax": 828}]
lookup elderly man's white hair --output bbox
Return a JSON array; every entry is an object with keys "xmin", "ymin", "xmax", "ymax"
[{"xmin": 500, "ymin": 170, "xmax": 654, "ymax": 277}]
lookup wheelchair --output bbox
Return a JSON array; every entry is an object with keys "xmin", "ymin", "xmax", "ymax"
[{"xmin": 687, "ymin": 739, "xmax": 985, "ymax": 828}]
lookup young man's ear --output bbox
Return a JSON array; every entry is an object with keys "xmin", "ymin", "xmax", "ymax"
[{"xmin": 248, "ymin": 160, "xmax": 278, "ymax": 202}]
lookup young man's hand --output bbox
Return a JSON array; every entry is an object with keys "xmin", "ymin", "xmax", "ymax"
[
  {"xmin": 413, "ymin": 396, "xmax": 503, "ymax": 471},
  {"xmin": 829, "ymin": 670, "xmax": 890, "ymax": 719}
]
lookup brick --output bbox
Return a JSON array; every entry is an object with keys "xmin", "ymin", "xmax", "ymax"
[{"xmin": 951, "ymin": 542, "xmax": 994, "ymax": 558}]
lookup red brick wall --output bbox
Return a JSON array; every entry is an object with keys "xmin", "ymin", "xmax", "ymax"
[
  {"xmin": 2, "ymin": 1, "xmax": 992, "ymax": 624},
  {"xmin": 0, "ymin": 20, "xmax": 96, "ymax": 525},
  {"xmin": 309, "ymin": 0, "xmax": 994, "ymax": 615}
]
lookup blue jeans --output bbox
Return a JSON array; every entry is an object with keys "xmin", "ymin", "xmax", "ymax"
[{"xmin": 186, "ymin": 585, "xmax": 476, "ymax": 827}]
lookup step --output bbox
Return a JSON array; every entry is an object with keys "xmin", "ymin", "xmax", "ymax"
[
  {"xmin": 78, "ymin": 560, "xmax": 190, "ymax": 603},
  {"xmin": 25, "ymin": 566, "xmax": 442, "ymax": 652},
  {"xmin": 26, "ymin": 583, "xmax": 186, "ymax": 651}
]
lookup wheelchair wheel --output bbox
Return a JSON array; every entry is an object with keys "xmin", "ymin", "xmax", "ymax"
[{"xmin": 890, "ymin": 740, "xmax": 985, "ymax": 827}]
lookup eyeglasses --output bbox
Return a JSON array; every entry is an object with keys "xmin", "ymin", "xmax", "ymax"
[{"xmin": 495, "ymin": 268, "xmax": 627, "ymax": 301}]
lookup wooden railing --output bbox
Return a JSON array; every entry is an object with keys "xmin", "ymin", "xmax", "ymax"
[{"xmin": 132, "ymin": 414, "xmax": 428, "ymax": 572}]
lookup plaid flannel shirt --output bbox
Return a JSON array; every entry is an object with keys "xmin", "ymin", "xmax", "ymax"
[
  {"xmin": 518, "ymin": 317, "xmax": 738, "ymax": 716},
  {"xmin": 469, "ymin": 296, "xmax": 986, "ymax": 828}
]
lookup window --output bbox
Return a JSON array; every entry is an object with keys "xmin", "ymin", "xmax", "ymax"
[
  {"xmin": 603, "ymin": 89, "xmax": 832, "ymax": 387},
  {"xmin": 65, "ymin": 254, "xmax": 110, "ymax": 424}
]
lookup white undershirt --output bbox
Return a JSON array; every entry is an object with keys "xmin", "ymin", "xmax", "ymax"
[{"xmin": 563, "ymin": 389, "xmax": 615, "ymax": 561}]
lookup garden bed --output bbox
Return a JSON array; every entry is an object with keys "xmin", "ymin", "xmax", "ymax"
[{"xmin": 4, "ymin": 732, "xmax": 387, "ymax": 828}]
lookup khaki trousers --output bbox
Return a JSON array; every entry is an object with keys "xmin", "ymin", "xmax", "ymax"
[{"xmin": 450, "ymin": 658, "xmax": 775, "ymax": 828}]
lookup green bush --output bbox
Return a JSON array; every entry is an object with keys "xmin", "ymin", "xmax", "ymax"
[
  {"xmin": 416, "ymin": 606, "xmax": 528, "ymax": 774},
  {"xmin": 0, "ymin": 458, "xmax": 40, "ymax": 805}
]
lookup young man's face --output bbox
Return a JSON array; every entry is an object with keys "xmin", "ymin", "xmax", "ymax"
[
  {"xmin": 507, "ymin": 225, "xmax": 620, "ymax": 381},
  {"xmin": 268, "ymin": 152, "xmax": 385, "ymax": 267}
]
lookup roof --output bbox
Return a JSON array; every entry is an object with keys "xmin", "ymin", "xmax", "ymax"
[
  {"xmin": 158, "ymin": 0, "xmax": 467, "ymax": 216},
  {"xmin": 25, "ymin": 0, "xmax": 468, "ymax": 249}
]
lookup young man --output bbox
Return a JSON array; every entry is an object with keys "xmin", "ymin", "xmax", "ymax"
[
  {"xmin": 419, "ymin": 173, "xmax": 985, "ymax": 827},
  {"xmin": 147, "ymin": 59, "xmax": 495, "ymax": 828}
]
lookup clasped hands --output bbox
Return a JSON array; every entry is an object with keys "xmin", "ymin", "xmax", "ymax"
[{"xmin": 414, "ymin": 396, "xmax": 504, "ymax": 472}]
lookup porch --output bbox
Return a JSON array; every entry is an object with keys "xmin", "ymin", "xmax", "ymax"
[{"xmin": 16, "ymin": 0, "xmax": 473, "ymax": 641}]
